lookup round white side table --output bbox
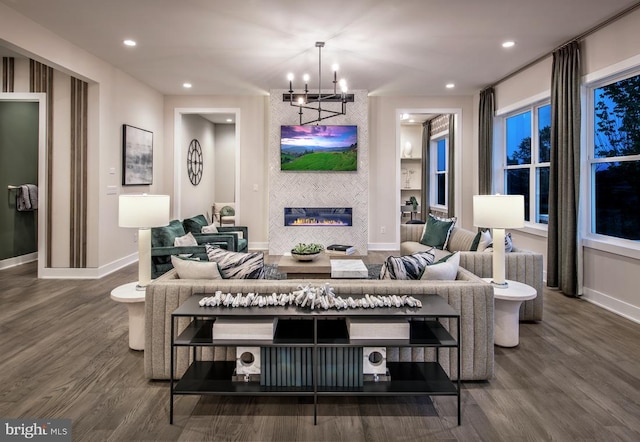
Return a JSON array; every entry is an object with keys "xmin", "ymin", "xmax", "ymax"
[
  {"xmin": 110, "ymin": 282, "xmax": 146, "ymax": 351},
  {"xmin": 482, "ymin": 278, "xmax": 537, "ymax": 347}
]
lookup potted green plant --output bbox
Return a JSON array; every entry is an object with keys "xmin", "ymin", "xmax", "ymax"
[
  {"xmin": 291, "ymin": 243, "xmax": 324, "ymax": 261},
  {"xmin": 409, "ymin": 196, "xmax": 418, "ymax": 211}
]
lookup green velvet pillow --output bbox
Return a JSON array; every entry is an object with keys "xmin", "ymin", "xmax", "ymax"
[
  {"xmin": 183, "ymin": 214, "xmax": 209, "ymax": 234},
  {"xmin": 419, "ymin": 214, "xmax": 456, "ymax": 250},
  {"xmin": 151, "ymin": 220, "xmax": 186, "ymax": 248}
]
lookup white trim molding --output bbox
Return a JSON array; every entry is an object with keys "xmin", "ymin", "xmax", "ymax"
[
  {"xmin": 39, "ymin": 253, "xmax": 138, "ymax": 279},
  {"xmin": 0, "ymin": 252, "xmax": 38, "ymax": 270},
  {"xmin": 582, "ymin": 287, "xmax": 640, "ymax": 325}
]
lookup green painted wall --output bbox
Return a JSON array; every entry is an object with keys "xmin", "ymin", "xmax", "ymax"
[{"xmin": 0, "ymin": 101, "xmax": 39, "ymax": 261}]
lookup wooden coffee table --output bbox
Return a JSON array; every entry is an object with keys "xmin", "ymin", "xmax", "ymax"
[
  {"xmin": 277, "ymin": 254, "xmax": 366, "ymax": 279},
  {"xmin": 277, "ymin": 254, "xmax": 332, "ymax": 279}
]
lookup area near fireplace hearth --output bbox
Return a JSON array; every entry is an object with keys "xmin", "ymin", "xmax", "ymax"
[{"xmin": 267, "ymin": 90, "xmax": 369, "ymax": 255}]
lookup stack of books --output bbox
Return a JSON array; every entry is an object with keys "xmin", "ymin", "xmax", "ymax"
[{"xmin": 326, "ymin": 244, "xmax": 356, "ymax": 255}]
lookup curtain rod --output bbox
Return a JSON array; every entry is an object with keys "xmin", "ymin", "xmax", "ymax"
[{"xmin": 487, "ymin": 1, "xmax": 640, "ymax": 89}]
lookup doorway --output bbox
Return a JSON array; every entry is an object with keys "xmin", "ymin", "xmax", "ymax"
[
  {"xmin": 395, "ymin": 108, "xmax": 462, "ymax": 243},
  {"xmin": 173, "ymin": 108, "xmax": 240, "ymax": 222}
]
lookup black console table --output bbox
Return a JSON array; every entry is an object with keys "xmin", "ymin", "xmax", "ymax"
[{"xmin": 170, "ymin": 294, "xmax": 461, "ymax": 425}]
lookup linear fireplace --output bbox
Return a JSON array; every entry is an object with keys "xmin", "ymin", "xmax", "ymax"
[{"xmin": 284, "ymin": 207, "xmax": 352, "ymax": 226}]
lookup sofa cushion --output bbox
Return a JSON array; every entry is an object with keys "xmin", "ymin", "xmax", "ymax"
[
  {"xmin": 171, "ymin": 256, "xmax": 223, "ymax": 279},
  {"xmin": 421, "ymin": 252, "xmax": 460, "ymax": 280},
  {"xmin": 419, "ymin": 214, "xmax": 456, "ymax": 250},
  {"xmin": 379, "ymin": 251, "xmax": 435, "ymax": 280},
  {"xmin": 183, "ymin": 214, "xmax": 209, "ymax": 235},
  {"xmin": 205, "ymin": 245, "xmax": 265, "ymax": 279},
  {"xmin": 151, "ymin": 219, "xmax": 186, "ymax": 248},
  {"xmin": 447, "ymin": 227, "xmax": 477, "ymax": 252}
]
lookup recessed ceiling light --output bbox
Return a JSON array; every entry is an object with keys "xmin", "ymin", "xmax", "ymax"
[
  {"xmin": 502, "ymin": 41, "xmax": 515, "ymax": 48},
  {"xmin": 446, "ymin": 83, "xmax": 455, "ymax": 89},
  {"xmin": 123, "ymin": 39, "xmax": 136, "ymax": 47},
  {"xmin": 409, "ymin": 119, "xmax": 415, "ymax": 123},
  {"xmin": 226, "ymin": 119, "xmax": 233, "ymax": 123},
  {"xmin": 183, "ymin": 83, "xmax": 192, "ymax": 89}
]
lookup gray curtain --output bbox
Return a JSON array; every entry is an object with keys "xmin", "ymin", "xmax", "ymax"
[
  {"xmin": 478, "ymin": 87, "xmax": 494, "ymax": 195},
  {"xmin": 420, "ymin": 121, "xmax": 431, "ymax": 220},
  {"xmin": 447, "ymin": 114, "xmax": 455, "ymax": 218},
  {"xmin": 547, "ymin": 41, "xmax": 581, "ymax": 296}
]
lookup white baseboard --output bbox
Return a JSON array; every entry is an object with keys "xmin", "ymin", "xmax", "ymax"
[
  {"xmin": 38, "ymin": 253, "xmax": 138, "ymax": 279},
  {"xmin": 249, "ymin": 242, "xmax": 269, "ymax": 250},
  {"xmin": 0, "ymin": 252, "xmax": 38, "ymax": 270},
  {"xmin": 582, "ymin": 287, "xmax": 640, "ymax": 325}
]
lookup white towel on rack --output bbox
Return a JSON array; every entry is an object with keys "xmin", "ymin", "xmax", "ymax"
[{"xmin": 16, "ymin": 184, "xmax": 38, "ymax": 211}]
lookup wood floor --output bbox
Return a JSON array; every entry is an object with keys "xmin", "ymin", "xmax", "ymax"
[{"xmin": 1, "ymin": 258, "xmax": 639, "ymax": 441}]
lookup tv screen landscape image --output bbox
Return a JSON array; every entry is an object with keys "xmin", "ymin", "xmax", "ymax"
[{"xmin": 281, "ymin": 125, "xmax": 357, "ymax": 171}]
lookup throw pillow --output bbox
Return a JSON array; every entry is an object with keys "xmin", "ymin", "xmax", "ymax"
[
  {"xmin": 174, "ymin": 232, "xmax": 198, "ymax": 247},
  {"xmin": 470, "ymin": 229, "xmax": 492, "ymax": 252},
  {"xmin": 419, "ymin": 214, "xmax": 457, "ymax": 250},
  {"xmin": 484, "ymin": 232, "xmax": 513, "ymax": 253},
  {"xmin": 477, "ymin": 230, "xmax": 492, "ymax": 252},
  {"xmin": 205, "ymin": 244, "xmax": 265, "ymax": 279},
  {"xmin": 379, "ymin": 251, "xmax": 435, "ymax": 280},
  {"xmin": 183, "ymin": 214, "xmax": 209, "ymax": 235},
  {"xmin": 201, "ymin": 223, "xmax": 219, "ymax": 233},
  {"xmin": 151, "ymin": 219, "xmax": 186, "ymax": 248},
  {"xmin": 420, "ymin": 252, "xmax": 460, "ymax": 280},
  {"xmin": 171, "ymin": 255, "xmax": 223, "ymax": 279}
]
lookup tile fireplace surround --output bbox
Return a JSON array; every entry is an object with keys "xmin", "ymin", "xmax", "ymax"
[{"xmin": 268, "ymin": 89, "xmax": 369, "ymax": 255}]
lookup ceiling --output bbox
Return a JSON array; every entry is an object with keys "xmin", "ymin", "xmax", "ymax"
[{"xmin": 1, "ymin": 0, "xmax": 639, "ymax": 96}]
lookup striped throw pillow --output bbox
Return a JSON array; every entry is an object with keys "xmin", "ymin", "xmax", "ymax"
[
  {"xmin": 379, "ymin": 251, "xmax": 435, "ymax": 280},
  {"xmin": 205, "ymin": 245, "xmax": 265, "ymax": 279}
]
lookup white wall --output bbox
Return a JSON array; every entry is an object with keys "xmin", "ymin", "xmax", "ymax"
[
  {"xmin": 267, "ymin": 90, "xmax": 369, "ymax": 256},
  {"xmin": 163, "ymin": 95, "xmax": 268, "ymax": 249},
  {"xmin": 214, "ymin": 124, "xmax": 236, "ymax": 202},
  {"xmin": 180, "ymin": 114, "xmax": 216, "ymax": 218},
  {"xmin": 368, "ymin": 95, "xmax": 475, "ymax": 248},
  {"xmin": 489, "ymin": 7, "xmax": 640, "ymax": 323},
  {"xmin": 1, "ymin": 2, "xmax": 165, "ymax": 276}
]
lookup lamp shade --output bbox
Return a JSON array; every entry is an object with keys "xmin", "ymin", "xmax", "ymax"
[
  {"xmin": 473, "ymin": 194, "xmax": 525, "ymax": 229},
  {"xmin": 119, "ymin": 194, "xmax": 170, "ymax": 228}
]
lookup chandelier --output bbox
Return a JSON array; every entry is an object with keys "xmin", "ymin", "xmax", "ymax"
[{"xmin": 284, "ymin": 42, "xmax": 354, "ymax": 125}]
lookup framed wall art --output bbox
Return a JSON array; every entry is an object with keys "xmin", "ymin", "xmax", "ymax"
[{"xmin": 122, "ymin": 124, "xmax": 153, "ymax": 185}]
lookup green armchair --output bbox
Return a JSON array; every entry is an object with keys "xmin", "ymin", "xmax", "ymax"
[
  {"xmin": 182, "ymin": 214, "xmax": 248, "ymax": 252},
  {"xmin": 150, "ymin": 215, "xmax": 248, "ymax": 278}
]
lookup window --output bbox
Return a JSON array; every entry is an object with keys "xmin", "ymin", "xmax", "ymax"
[
  {"xmin": 430, "ymin": 134, "xmax": 448, "ymax": 208},
  {"xmin": 503, "ymin": 103, "xmax": 550, "ymax": 224},
  {"xmin": 589, "ymin": 71, "xmax": 640, "ymax": 241}
]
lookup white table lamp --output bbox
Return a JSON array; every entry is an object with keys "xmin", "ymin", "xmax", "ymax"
[
  {"xmin": 119, "ymin": 194, "xmax": 170, "ymax": 290},
  {"xmin": 473, "ymin": 194, "xmax": 524, "ymax": 288}
]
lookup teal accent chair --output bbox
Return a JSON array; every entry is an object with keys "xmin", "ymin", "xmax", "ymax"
[{"xmin": 150, "ymin": 215, "xmax": 249, "ymax": 278}]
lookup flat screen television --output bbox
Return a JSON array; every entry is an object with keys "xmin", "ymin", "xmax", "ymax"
[{"xmin": 280, "ymin": 125, "xmax": 357, "ymax": 171}]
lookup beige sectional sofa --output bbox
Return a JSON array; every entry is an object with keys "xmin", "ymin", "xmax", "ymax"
[
  {"xmin": 401, "ymin": 223, "xmax": 544, "ymax": 321},
  {"xmin": 145, "ymin": 266, "xmax": 495, "ymax": 382}
]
